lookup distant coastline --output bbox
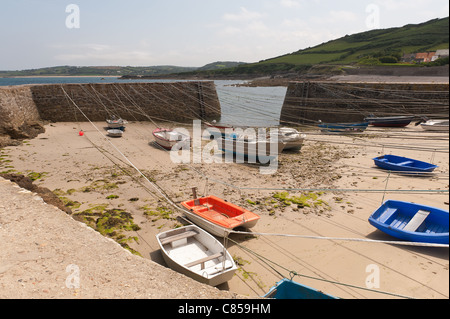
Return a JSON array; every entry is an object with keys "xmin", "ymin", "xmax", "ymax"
[{"xmin": 1, "ymin": 75, "xmax": 120, "ymax": 78}]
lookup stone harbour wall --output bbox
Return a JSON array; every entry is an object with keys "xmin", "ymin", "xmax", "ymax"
[
  {"xmin": 0, "ymin": 81, "xmax": 221, "ymax": 146},
  {"xmin": 280, "ymin": 81, "xmax": 449, "ymax": 125},
  {"xmin": 0, "ymin": 86, "xmax": 44, "ymax": 145},
  {"xmin": 31, "ymin": 81, "xmax": 220, "ymax": 122}
]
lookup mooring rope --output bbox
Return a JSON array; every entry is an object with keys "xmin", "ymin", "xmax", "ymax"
[
  {"xmin": 60, "ymin": 84, "xmax": 448, "ymax": 301},
  {"xmin": 61, "ymin": 84, "xmax": 448, "ymax": 246},
  {"xmin": 227, "ymin": 236, "xmax": 417, "ymax": 299},
  {"xmin": 229, "ymin": 229, "xmax": 449, "ymax": 248}
]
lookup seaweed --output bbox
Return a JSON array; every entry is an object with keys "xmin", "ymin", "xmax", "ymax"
[{"xmin": 73, "ymin": 205, "xmax": 142, "ymax": 255}]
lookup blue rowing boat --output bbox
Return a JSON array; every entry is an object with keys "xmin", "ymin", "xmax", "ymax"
[
  {"xmin": 318, "ymin": 122, "xmax": 369, "ymax": 133},
  {"xmin": 373, "ymin": 155, "xmax": 438, "ymax": 173},
  {"xmin": 264, "ymin": 278, "xmax": 338, "ymax": 299},
  {"xmin": 369, "ymin": 200, "xmax": 449, "ymax": 244}
]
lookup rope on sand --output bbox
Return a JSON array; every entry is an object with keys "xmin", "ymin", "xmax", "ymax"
[
  {"xmin": 229, "ymin": 229, "xmax": 449, "ymax": 248},
  {"xmin": 227, "ymin": 236, "xmax": 417, "ymax": 299}
]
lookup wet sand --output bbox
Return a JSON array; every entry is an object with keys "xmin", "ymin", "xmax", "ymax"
[{"xmin": 1, "ymin": 120, "xmax": 448, "ymax": 299}]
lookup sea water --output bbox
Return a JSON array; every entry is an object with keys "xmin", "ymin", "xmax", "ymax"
[{"xmin": 0, "ymin": 77, "xmax": 286, "ymax": 127}]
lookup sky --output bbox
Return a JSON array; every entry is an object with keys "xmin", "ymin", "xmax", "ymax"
[{"xmin": 0, "ymin": 0, "xmax": 448, "ymax": 70}]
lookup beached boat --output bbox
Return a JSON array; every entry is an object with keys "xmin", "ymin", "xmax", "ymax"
[
  {"xmin": 368, "ymin": 200, "xmax": 449, "ymax": 244},
  {"xmin": 107, "ymin": 129, "xmax": 124, "ymax": 138},
  {"xmin": 106, "ymin": 118, "xmax": 128, "ymax": 129},
  {"xmin": 205, "ymin": 121, "xmax": 268, "ymax": 139},
  {"xmin": 420, "ymin": 119, "xmax": 449, "ymax": 131},
  {"xmin": 364, "ymin": 115, "xmax": 415, "ymax": 127},
  {"xmin": 181, "ymin": 195, "xmax": 261, "ymax": 237},
  {"xmin": 156, "ymin": 225, "xmax": 237, "ymax": 286},
  {"xmin": 373, "ymin": 154, "xmax": 438, "ymax": 173},
  {"xmin": 264, "ymin": 278, "xmax": 338, "ymax": 299},
  {"xmin": 152, "ymin": 128, "xmax": 190, "ymax": 150},
  {"xmin": 318, "ymin": 121, "xmax": 369, "ymax": 133},
  {"xmin": 276, "ymin": 128, "xmax": 306, "ymax": 151},
  {"xmin": 217, "ymin": 135, "xmax": 285, "ymax": 163},
  {"xmin": 205, "ymin": 121, "xmax": 234, "ymax": 138},
  {"xmin": 206, "ymin": 122, "xmax": 303, "ymax": 151}
]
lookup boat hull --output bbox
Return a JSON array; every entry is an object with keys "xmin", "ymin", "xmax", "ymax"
[
  {"xmin": 206, "ymin": 123, "xmax": 304, "ymax": 152},
  {"xmin": 156, "ymin": 225, "xmax": 237, "ymax": 286},
  {"xmin": 264, "ymin": 279, "xmax": 338, "ymax": 299},
  {"xmin": 205, "ymin": 122, "xmax": 233, "ymax": 138},
  {"xmin": 368, "ymin": 200, "xmax": 449, "ymax": 244},
  {"xmin": 373, "ymin": 155, "xmax": 438, "ymax": 173},
  {"xmin": 420, "ymin": 120, "xmax": 449, "ymax": 131},
  {"xmin": 217, "ymin": 137, "xmax": 285, "ymax": 163},
  {"xmin": 107, "ymin": 129, "xmax": 123, "ymax": 137},
  {"xmin": 277, "ymin": 128, "xmax": 306, "ymax": 151},
  {"xmin": 106, "ymin": 119, "xmax": 128, "ymax": 129},
  {"xmin": 365, "ymin": 116, "xmax": 414, "ymax": 127},
  {"xmin": 153, "ymin": 128, "xmax": 190, "ymax": 150},
  {"xmin": 318, "ymin": 122, "xmax": 369, "ymax": 133},
  {"xmin": 181, "ymin": 195, "xmax": 261, "ymax": 237},
  {"xmin": 182, "ymin": 212, "xmax": 231, "ymax": 237}
]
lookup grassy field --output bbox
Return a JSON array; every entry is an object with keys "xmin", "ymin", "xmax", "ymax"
[{"xmin": 261, "ymin": 17, "xmax": 449, "ymax": 66}]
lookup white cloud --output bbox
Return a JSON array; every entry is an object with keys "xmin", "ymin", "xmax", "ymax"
[
  {"xmin": 328, "ymin": 10, "xmax": 358, "ymax": 23},
  {"xmin": 217, "ymin": 6, "xmax": 272, "ymax": 41},
  {"xmin": 52, "ymin": 43, "xmax": 157, "ymax": 66},
  {"xmin": 376, "ymin": 0, "xmax": 428, "ymax": 11},
  {"xmin": 223, "ymin": 7, "xmax": 265, "ymax": 22},
  {"xmin": 280, "ymin": 0, "xmax": 303, "ymax": 8}
]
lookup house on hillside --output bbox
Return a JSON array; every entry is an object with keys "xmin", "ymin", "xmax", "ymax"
[
  {"xmin": 401, "ymin": 52, "xmax": 437, "ymax": 63},
  {"xmin": 414, "ymin": 52, "xmax": 436, "ymax": 63},
  {"xmin": 431, "ymin": 49, "xmax": 449, "ymax": 61}
]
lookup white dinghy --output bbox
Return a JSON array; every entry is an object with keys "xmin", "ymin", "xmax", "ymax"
[
  {"xmin": 107, "ymin": 129, "xmax": 124, "ymax": 137},
  {"xmin": 156, "ymin": 225, "xmax": 237, "ymax": 286}
]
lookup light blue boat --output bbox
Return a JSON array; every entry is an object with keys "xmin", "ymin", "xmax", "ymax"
[{"xmin": 264, "ymin": 278, "xmax": 338, "ymax": 299}]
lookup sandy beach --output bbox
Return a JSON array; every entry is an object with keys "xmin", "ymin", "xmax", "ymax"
[{"xmin": 1, "ymin": 120, "xmax": 448, "ymax": 299}]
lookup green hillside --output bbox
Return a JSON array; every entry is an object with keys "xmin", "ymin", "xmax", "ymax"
[
  {"xmin": 0, "ymin": 65, "xmax": 198, "ymax": 77},
  {"xmin": 263, "ymin": 17, "xmax": 448, "ymax": 66},
  {"xmin": 197, "ymin": 17, "xmax": 449, "ymax": 77},
  {"xmin": 197, "ymin": 61, "xmax": 247, "ymax": 71},
  {"xmin": 0, "ymin": 61, "xmax": 248, "ymax": 77}
]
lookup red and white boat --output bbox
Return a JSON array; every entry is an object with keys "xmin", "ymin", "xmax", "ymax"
[
  {"xmin": 181, "ymin": 195, "xmax": 260, "ymax": 237},
  {"xmin": 152, "ymin": 128, "xmax": 190, "ymax": 150}
]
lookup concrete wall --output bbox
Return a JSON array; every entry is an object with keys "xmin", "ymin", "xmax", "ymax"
[
  {"xmin": 0, "ymin": 81, "xmax": 221, "ymax": 146},
  {"xmin": 280, "ymin": 81, "xmax": 449, "ymax": 124}
]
